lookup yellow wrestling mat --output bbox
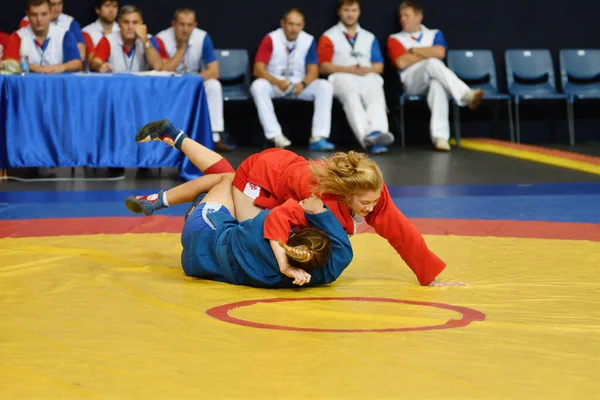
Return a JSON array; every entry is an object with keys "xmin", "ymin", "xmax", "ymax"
[{"xmin": 1, "ymin": 233, "xmax": 599, "ymax": 399}]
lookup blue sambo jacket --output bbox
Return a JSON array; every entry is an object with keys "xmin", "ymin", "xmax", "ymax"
[{"xmin": 185, "ymin": 205, "xmax": 353, "ymax": 288}]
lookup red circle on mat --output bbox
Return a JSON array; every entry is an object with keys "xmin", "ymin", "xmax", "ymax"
[{"xmin": 205, "ymin": 297, "xmax": 486, "ymax": 333}]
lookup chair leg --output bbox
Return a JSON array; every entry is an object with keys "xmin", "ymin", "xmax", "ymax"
[
  {"xmin": 566, "ymin": 101, "xmax": 575, "ymax": 146},
  {"xmin": 492, "ymin": 101, "xmax": 500, "ymax": 139},
  {"xmin": 393, "ymin": 110, "xmax": 405, "ymax": 149},
  {"xmin": 514, "ymin": 100, "xmax": 521, "ymax": 143},
  {"xmin": 452, "ymin": 102, "xmax": 461, "ymax": 147},
  {"xmin": 549, "ymin": 103, "xmax": 558, "ymax": 143},
  {"xmin": 507, "ymin": 99, "xmax": 515, "ymax": 142},
  {"xmin": 400, "ymin": 103, "xmax": 406, "ymax": 149}
]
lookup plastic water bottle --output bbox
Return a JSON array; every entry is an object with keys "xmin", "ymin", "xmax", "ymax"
[{"xmin": 19, "ymin": 39, "xmax": 30, "ymax": 75}]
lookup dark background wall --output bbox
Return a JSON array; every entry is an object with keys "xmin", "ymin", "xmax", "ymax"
[{"xmin": 2, "ymin": 0, "xmax": 598, "ymax": 146}]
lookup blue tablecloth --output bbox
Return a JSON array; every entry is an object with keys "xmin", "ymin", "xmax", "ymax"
[{"xmin": 1, "ymin": 73, "xmax": 212, "ymax": 180}]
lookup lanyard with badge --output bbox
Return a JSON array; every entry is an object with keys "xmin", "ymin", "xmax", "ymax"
[
  {"xmin": 35, "ymin": 38, "xmax": 50, "ymax": 65},
  {"xmin": 340, "ymin": 27, "xmax": 360, "ymax": 64},
  {"xmin": 410, "ymin": 32, "xmax": 423, "ymax": 53},
  {"xmin": 179, "ymin": 44, "xmax": 190, "ymax": 73},
  {"xmin": 281, "ymin": 41, "xmax": 296, "ymax": 77},
  {"xmin": 121, "ymin": 45, "xmax": 136, "ymax": 72}
]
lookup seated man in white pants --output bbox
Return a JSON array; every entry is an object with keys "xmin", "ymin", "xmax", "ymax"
[
  {"xmin": 317, "ymin": 0, "xmax": 394, "ymax": 155},
  {"xmin": 251, "ymin": 8, "xmax": 335, "ymax": 151},
  {"xmin": 154, "ymin": 8, "xmax": 235, "ymax": 152},
  {"xmin": 387, "ymin": 0, "xmax": 483, "ymax": 151}
]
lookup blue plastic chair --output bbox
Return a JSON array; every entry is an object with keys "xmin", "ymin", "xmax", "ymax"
[
  {"xmin": 559, "ymin": 49, "xmax": 600, "ymax": 142},
  {"xmin": 215, "ymin": 49, "xmax": 251, "ymax": 101},
  {"xmin": 505, "ymin": 49, "xmax": 572, "ymax": 144},
  {"xmin": 447, "ymin": 49, "xmax": 515, "ymax": 144}
]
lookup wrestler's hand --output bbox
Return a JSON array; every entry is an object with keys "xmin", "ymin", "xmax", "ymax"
[
  {"xmin": 299, "ymin": 195, "xmax": 325, "ymax": 214},
  {"xmin": 427, "ymin": 279, "xmax": 467, "ymax": 287},
  {"xmin": 280, "ymin": 264, "xmax": 311, "ymax": 286}
]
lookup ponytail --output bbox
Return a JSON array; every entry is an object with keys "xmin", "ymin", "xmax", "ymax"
[
  {"xmin": 283, "ymin": 227, "xmax": 332, "ymax": 271},
  {"xmin": 278, "ymin": 241, "xmax": 314, "ymax": 264},
  {"xmin": 309, "ymin": 151, "xmax": 383, "ymax": 202}
]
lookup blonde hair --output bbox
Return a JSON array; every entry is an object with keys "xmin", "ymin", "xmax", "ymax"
[
  {"xmin": 278, "ymin": 227, "xmax": 332, "ymax": 271},
  {"xmin": 309, "ymin": 151, "xmax": 383, "ymax": 203}
]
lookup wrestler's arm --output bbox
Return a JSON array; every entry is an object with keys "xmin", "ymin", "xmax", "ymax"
[
  {"xmin": 366, "ymin": 184, "xmax": 466, "ymax": 287},
  {"xmin": 263, "ymin": 199, "xmax": 312, "ymax": 285},
  {"xmin": 299, "ymin": 198, "xmax": 353, "ymax": 286}
]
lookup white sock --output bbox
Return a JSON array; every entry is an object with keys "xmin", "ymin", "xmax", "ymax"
[
  {"xmin": 162, "ymin": 191, "xmax": 169, "ymax": 207},
  {"xmin": 213, "ymin": 132, "xmax": 221, "ymax": 142}
]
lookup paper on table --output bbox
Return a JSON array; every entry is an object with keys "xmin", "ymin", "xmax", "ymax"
[{"xmin": 73, "ymin": 71, "xmax": 182, "ymax": 77}]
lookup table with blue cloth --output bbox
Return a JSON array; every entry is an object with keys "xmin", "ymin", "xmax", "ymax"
[{"xmin": 0, "ymin": 72, "xmax": 212, "ymax": 181}]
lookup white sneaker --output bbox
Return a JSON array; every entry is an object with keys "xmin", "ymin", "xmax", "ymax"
[
  {"xmin": 272, "ymin": 134, "xmax": 292, "ymax": 148},
  {"xmin": 434, "ymin": 138, "xmax": 451, "ymax": 151},
  {"xmin": 461, "ymin": 89, "xmax": 484, "ymax": 110}
]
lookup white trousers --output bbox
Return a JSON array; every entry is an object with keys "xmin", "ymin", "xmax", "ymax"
[
  {"xmin": 204, "ymin": 79, "xmax": 224, "ymax": 133},
  {"xmin": 401, "ymin": 58, "xmax": 470, "ymax": 141},
  {"xmin": 329, "ymin": 72, "xmax": 389, "ymax": 146},
  {"xmin": 250, "ymin": 78, "xmax": 333, "ymax": 140}
]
